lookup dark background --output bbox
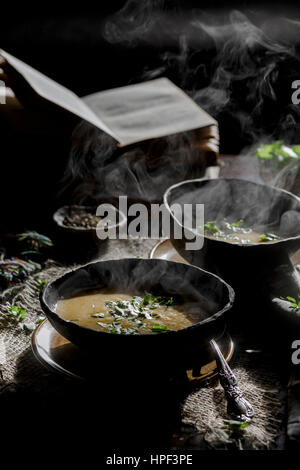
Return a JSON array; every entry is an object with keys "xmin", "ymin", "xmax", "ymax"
[
  {"xmin": 1, "ymin": 1, "xmax": 300, "ymax": 455},
  {"xmin": 1, "ymin": 0, "xmax": 300, "ymax": 232},
  {"xmin": 1, "ymin": 2, "xmax": 300, "ymax": 97}
]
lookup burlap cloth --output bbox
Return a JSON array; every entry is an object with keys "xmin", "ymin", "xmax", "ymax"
[{"xmin": 0, "ymin": 238, "xmax": 285, "ymax": 450}]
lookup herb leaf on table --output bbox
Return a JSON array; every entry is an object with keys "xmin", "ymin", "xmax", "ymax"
[
  {"xmin": 5, "ymin": 305, "xmax": 27, "ymax": 321},
  {"xmin": 280, "ymin": 295, "xmax": 300, "ymax": 311}
]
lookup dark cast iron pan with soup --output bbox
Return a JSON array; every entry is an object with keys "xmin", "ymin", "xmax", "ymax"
[
  {"xmin": 164, "ymin": 177, "xmax": 300, "ymax": 336},
  {"xmin": 40, "ymin": 258, "xmax": 234, "ymax": 372}
]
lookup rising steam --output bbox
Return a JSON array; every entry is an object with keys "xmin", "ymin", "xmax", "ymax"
[{"xmin": 60, "ymin": 4, "xmax": 300, "ymax": 203}]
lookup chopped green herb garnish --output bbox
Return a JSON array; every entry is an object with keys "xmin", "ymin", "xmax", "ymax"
[
  {"xmin": 259, "ymin": 234, "xmax": 267, "ymax": 242},
  {"xmin": 92, "ymin": 293, "xmax": 176, "ymax": 335},
  {"xmin": 97, "ymin": 321, "xmax": 109, "ymax": 328},
  {"xmin": 230, "ymin": 220, "xmax": 244, "ymax": 227},
  {"xmin": 199, "ymin": 218, "xmax": 281, "ymax": 245},
  {"xmin": 259, "ymin": 233, "xmax": 279, "ymax": 243},
  {"xmin": 143, "ymin": 293, "xmax": 152, "ymax": 305},
  {"xmin": 203, "ymin": 221, "xmax": 220, "ymax": 234},
  {"xmin": 97, "ymin": 320, "xmax": 145, "ymax": 335},
  {"xmin": 102, "ymin": 293, "xmax": 175, "ymax": 323},
  {"xmin": 151, "ymin": 323, "xmax": 169, "ymax": 332},
  {"xmin": 163, "ymin": 297, "xmax": 174, "ymax": 306}
]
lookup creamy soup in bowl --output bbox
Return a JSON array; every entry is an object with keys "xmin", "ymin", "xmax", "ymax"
[
  {"xmin": 40, "ymin": 258, "xmax": 234, "ymax": 369},
  {"xmin": 56, "ymin": 290, "xmax": 201, "ymax": 335}
]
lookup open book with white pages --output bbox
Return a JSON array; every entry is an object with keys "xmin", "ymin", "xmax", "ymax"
[{"xmin": 0, "ymin": 49, "xmax": 218, "ymax": 148}]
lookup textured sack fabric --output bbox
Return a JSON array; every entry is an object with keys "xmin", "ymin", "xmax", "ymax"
[
  {"xmin": 0, "ymin": 238, "xmax": 284, "ymax": 449},
  {"xmin": 181, "ymin": 350, "xmax": 284, "ymax": 449}
]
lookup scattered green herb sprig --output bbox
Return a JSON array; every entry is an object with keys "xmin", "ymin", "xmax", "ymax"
[
  {"xmin": 5, "ymin": 305, "xmax": 27, "ymax": 321},
  {"xmin": 223, "ymin": 419, "xmax": 249, "ymax": 434},
  {"xmin": 280, "ymin": 295, "xmax": 300, "ymax": 311},
  {"xmin": 17, "ymin": 231, "xmax": 53, "ymax": 251},
  {"xmin": 223, "ymin": 419, "xmax": 249, "ymax": 448},
  {"xmin": 38, "ymin": 280, "xmax": 47, "ymax": 291},
  {"xmin": 256, "ymin": 141, "xmax": 300, "ymax": 169}
]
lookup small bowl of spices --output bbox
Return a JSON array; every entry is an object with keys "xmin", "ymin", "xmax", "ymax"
[{"xmin": 53, "ymin": 205, "xmax": 126, "ymax": 263}]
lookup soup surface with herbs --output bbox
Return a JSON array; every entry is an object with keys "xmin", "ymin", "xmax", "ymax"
[
  {"xmin": 201, "ymin": 219, "xmax": 281, "ymax": 244},
  {"xmin": 56, "ymin": 291, "xmax": 200, "ymax": 334}
]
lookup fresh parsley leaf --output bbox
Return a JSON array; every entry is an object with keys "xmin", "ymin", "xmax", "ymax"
[
  {"xmin": 164, "ymin": 297, "xmax": 174, "ymax": 306},
  {"xmin": 38, "ymin": 280, "xmax": 47, "ymax": 291},
  {"xmin": 230, "ymin": 220, "xmax": 244, "ymax": 227},
  {"xmin": 281, "ymin": 294, "xmax": 300, "ymax": 311},
  {"xmin": 255, "ymin": 141, "xmax": 300, "ymax": 168},
  {"xmin": 203, "ymin": 221, "xmax": 219, "ymax": 234},
  {"xmin": 259, "ymin": 233, "xmax": 279, "ymax": 242},
  {"xmin": 223, "ymin": 419, "xmax": 249, "ymax": 433},
  {"xmin": 5, "ymin": 305, "xmax": 27, "ymax": 321},
  {"xmin": 151, "ymin": 323, "xmax": 169, "ymax": 332},
  {"xmin": 143, "ymin": 293, "xmax": 152, "ymax": 305},
  {"xmin": 259, "ymin": 234, "xmax": 267, "ymax": 242}
]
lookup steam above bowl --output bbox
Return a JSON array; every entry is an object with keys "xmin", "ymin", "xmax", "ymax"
[{"xmin": 164, "ymin": 178, "xmax": 300, "ymax": 336}]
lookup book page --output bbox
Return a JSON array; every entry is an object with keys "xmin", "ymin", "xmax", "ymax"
[
  {"xmin": 1, "ymin": 50, "xmax": 217, "ymax": 147},
  {"xmin": 83, "ymin": 78, "xmax": 217, "ymax": 147},
  {"xmin": 0, "ymin": 49, "xmax": 114, "ymax": 138}
]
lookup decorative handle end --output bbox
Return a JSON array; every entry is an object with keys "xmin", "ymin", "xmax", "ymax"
[{"xmin": 210, "ymin": 339, "xmax": 254, "ymax": 422}]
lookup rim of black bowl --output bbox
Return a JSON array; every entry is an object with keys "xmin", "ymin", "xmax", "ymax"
[
  {"xmin": 53, "ymin": 204, "xmax": 127, "ymax": 232},
  {"xmin": 40, "ymin": 258, "xmax": 235, "ymax": 339},
  {"xmin": 164, "ymin": 177, "xmax": 300, "ymax": 248}
]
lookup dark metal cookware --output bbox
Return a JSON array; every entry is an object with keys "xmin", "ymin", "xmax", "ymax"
[
  {"xmin": 40, "ymin": 258, "xmax": 234, "ymax": 372},
  {"xmin": 164, "ymin": 177, "xmax": 300, "ymax": 336}
]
